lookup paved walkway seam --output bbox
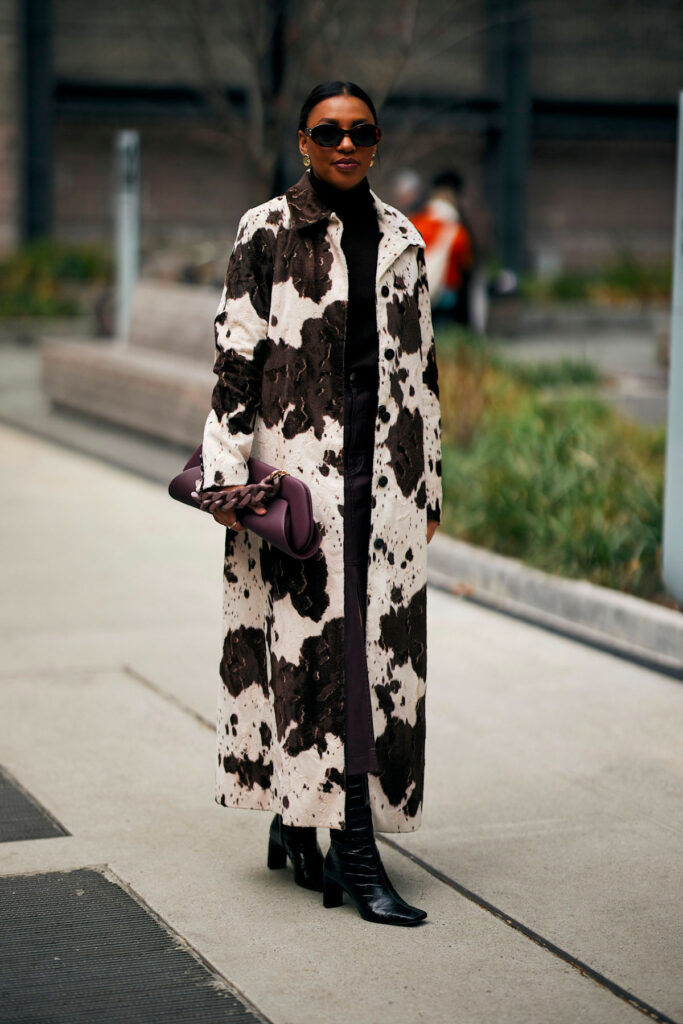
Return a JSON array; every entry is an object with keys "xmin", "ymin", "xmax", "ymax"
[
  {"xmin": 123, "ymin": 664, "xmax": 215, "ymax": 730},
  {"xmin": 378, "ymin": 836, "xmax": 679, "ymax": 1024},
  {"xmin": 104, "ymin": 865, "xmax": 275, "ymax": 1024},
  {"xmin": 124, "ymin": 663, "xmax": 678, "ymax": 1023}
]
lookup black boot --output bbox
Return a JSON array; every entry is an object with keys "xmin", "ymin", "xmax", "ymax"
[
  {"xmin": 322, "ymin": 772, "xmax": 427, "ymax": 926},
  {"xmin": 267, "ymin": 813, "xmax": 324, "ymax": 892}
]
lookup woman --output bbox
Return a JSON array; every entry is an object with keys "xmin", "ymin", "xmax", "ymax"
[{"xmin": 195, "ymin": 81, "xmax": 442, "ymax": 926}]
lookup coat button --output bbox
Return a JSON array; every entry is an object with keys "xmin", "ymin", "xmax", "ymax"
[
  {"xmin": 381, "ymin": 285, "xmax": 390, "ymax": 297},
  {"xmin": 378, "ymin": 475, "xmax": 388, "ymax": 487},
  {"xmin": 380, "ymin": 409, "xmax": 390, "ymax": 423},
  {"xmin": 384, "ymin": 348, "xmax": 395, "ymax": 360},
  {"xmin": 373, "ymin": 537, "xmax": 384, "ymax": 550}
]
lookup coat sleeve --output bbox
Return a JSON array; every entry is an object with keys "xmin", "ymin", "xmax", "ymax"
[
  {"xmin": 197, "ymin": 213, "xmax": 272, "ymax": 491},
  {"xmin": 416, "ymin": 245, "xmax": 443, "ymax": 523}
]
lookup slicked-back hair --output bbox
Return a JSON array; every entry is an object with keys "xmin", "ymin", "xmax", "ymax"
[{"xmin": 297, "ymin": 81, "xmax": 379, "ymax": 132}]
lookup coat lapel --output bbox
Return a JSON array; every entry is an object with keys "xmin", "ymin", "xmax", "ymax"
[
  {"xmin": 369, "ymin": 187, "xmax": 424, "ymax": 284},
  {"xmin": 285, "ymin": 170, "xmax": 424, "ymax": 287}
]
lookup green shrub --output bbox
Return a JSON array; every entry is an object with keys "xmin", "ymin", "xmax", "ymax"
[
  {"xmin": 501, "ymin": 358, "xmax": 602, "ymax": 389},
  {"xmin": 437, "ymin": 337, "xmax": 669, "ymax": 603},
  {"xmin": 0, "ymin": 238, "xmax": 112, "ymax": 317},
  {"xmin": 600, "ymin": 250, "xmax": 671, "ymax": 302},
  {"xmin": 519, "ymin": 249, "xmax": 671, "ymax": 305}
]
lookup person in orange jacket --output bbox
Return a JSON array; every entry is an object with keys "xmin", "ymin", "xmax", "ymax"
[{"xmin": 410, "ymin": 170, "xmax": 474, "ymax": 326}]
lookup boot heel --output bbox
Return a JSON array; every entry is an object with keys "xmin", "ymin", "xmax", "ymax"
[
  {"xmin": 267, "ymin": 836, "xmax": 287, "ymax": 870},
  {"xmin": 322, "ymin": 873, "xmax": 344, "ymax": 908}
]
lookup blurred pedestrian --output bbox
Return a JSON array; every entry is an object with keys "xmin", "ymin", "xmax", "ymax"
[
  {"xmin": 390, "ymin": 167, "xmax": 427, "ymax": 215},
  {"xmin": 411, "ymin": 169, "xmax": 474, "ymax": 328},
  {"xmin": 194, "ymin": 80, "xmax": 442, "ymax": 926}
]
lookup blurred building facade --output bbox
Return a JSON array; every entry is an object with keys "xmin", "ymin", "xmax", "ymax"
[{"xmin": 0, "ymin": 0, "xmax": 680, "ymax": 274}]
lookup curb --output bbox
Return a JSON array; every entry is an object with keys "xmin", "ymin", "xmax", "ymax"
[{"xmin": 428, "ymin": 532, "xmax": 683, "ymax": 678}]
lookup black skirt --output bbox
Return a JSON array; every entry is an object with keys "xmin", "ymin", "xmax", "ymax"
[{"xmin": 344, "ymin": 374, "xmax": 380, "ymax": 775}]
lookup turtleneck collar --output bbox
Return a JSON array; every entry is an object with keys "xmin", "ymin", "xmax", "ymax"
[{"xmin": 307, "ymin": 165, "xmax": 372, "ymax": 215}]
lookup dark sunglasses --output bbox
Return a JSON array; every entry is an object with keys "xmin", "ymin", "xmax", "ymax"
[{"xmin": 303, "ymin": 123, "xmax": 381, "ymax": 148}]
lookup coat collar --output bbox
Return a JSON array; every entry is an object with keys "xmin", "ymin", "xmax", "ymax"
[{"xmin": 285, "ymin": 170, "xmax": 424, "ymax": 269}]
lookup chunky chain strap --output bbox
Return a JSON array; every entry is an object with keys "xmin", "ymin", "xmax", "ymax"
[{"xmin": 194, "ymin": 469, "xmax": 287, "ymax": 513}]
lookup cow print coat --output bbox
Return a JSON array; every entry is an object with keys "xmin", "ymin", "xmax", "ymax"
[{"xmin": 198, "ymin": 168, "xmax": 442, "ymax": 833}]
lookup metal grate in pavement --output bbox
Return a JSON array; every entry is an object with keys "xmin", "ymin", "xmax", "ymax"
[
  {"xmin": 0, "ymin": 765, "xmax": 69, "ymax": 842},
  {"xmin": 0, "ymin": 868, "xmax": 270, "ymax": 1024}
]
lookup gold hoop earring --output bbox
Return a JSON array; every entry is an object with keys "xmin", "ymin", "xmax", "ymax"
[
  {"xmin": 303, "ymin": 154, "xmax": 311, "ymax": 167},
  {"xmin": 370, "ymin": 155, "xmax": 375, "ymax": 166}
]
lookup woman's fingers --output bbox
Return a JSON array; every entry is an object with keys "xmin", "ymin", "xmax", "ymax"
[
  {"xmin": 212, "ymin": 509, "xmax": 244, "ymax": 530},
  {"xmin": 210, "ymin": 508, "xmax": 231, "ymax": 526},
  {"xmin": 197, "ymin": 485, "xmax": 269, "ymax": 527}
]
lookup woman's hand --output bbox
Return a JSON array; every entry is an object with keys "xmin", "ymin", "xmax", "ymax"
[
  {"xmin": 192, "ymin": 483, "xmax": 268, "ymax": 532},
  {"xmin": 427, "ymin": 518, "xmax": 439, "ymax": 544}
]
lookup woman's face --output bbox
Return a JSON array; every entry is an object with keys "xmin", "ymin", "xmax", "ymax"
[{"xmin": 298, "ymin": 94, "xmax": 378, "ymax": 190}]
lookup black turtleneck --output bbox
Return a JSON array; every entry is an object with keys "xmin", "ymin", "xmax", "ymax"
[{"xmin": 308, "ymin": 166, "xmax": 380, "ymax": 386}]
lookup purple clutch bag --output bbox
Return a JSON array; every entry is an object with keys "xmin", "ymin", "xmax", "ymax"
[{"xmin": 168, "ymin": 443, "xmax": 321, "ymax": 560}]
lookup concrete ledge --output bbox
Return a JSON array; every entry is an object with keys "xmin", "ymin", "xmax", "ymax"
[
  {"xmin": 428, "ymin": 532, "xmax": 683, "ymax": 674},
  {"xmin": 487, "ymin": 300, "xmax": 662, "ymax": 338},
  {"xmin": 41, "ymin": 338, "xmax": 213, "ymax": 447},
  {"xmin": 39, "ymin": 280, "xmax": 219, "ymax": 448}
]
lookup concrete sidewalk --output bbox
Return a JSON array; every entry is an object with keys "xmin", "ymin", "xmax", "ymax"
[{"xmin": 0, "ymin": 422, "xmax": 681, "ymax": 1024}]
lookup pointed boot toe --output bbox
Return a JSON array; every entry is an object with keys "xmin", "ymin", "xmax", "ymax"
[
  {"xmin": 322, "ymin": 773, "xmax": 428, "ymax": 926},
  {"xmin": 322, "ymin": 843, "xmax": 427, "ymax": 925}
]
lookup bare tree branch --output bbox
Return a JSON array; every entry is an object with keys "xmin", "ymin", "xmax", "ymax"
[{"xmin": 148, "ymin": 0, "xmax": 536, "ymax": 202}]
